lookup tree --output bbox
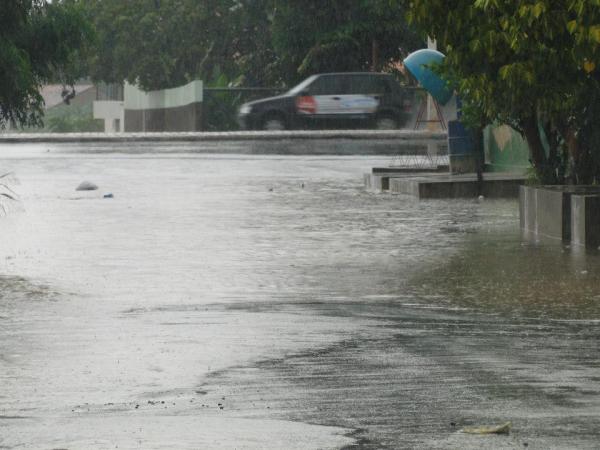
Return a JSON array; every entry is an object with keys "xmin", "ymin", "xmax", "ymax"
[
  {"xmin": 271, "ymin": 0, "xmax": 423, "ymax": 84},
  {"xmin": 0, "ymin": 0, "xmax": 91, "ymax": 128},
  {"xmin": 79, "ymin": 1, "xmax": 422, "ymax": 90},
  {"xmin": 407, "ymin": 0, "xmax": 600, "ymax": 184},
  {"xmin": 82, "ymin": 0, "xmax": 275, "ymax": 91},
  {"xmin": 225, "ymin": 0, "xmax": 279, "ymax": 86}
]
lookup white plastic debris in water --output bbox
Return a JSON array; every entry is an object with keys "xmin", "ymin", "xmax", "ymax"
[{"xmin": 461, "ymin": 421, "xmax": 511, "ymax": 435}]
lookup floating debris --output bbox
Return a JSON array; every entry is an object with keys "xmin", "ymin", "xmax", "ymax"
[
  {"xmin": 461, "ymin": 421, "xmax": 511, "ymax": 435},
  {"xmin": 76, "ymin": 181, "xmax": 98, "ymax": 191}
]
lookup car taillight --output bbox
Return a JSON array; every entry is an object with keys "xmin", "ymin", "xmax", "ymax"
[{"xmin": 296, "ymin": 96, "xmax": 316, "ymax": 114}]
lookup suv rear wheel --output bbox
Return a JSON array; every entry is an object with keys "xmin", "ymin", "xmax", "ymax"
[
  {"xmin": 262, "ymin": 113, "xmax": 286, "ymax": 131},
  {"xmin": 375, "ymin": 114, "xmax": 398, "ymax": 130}
]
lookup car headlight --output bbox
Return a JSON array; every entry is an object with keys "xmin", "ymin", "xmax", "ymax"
[{"xmin": 239, "ymin": 104, "xmax": 252, "ymax": 114}]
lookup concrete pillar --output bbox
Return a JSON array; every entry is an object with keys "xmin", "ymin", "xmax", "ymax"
[
  {"xmin": 519, "ymin": 185, "xmax": 538, "ymax": 236},
  {"xmin": 534, "ymin": 187, "xmax": 572, "ymax": 240},
  {"xmin": 426, "ymin": 38, "xmax": 437, "ymax": 130}
]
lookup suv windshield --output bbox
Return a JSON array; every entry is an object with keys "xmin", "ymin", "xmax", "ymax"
[
  {"xmin": 287, "ymin": 75, "xmax": 318, "ymax": 95},
  {"xmin": 306, "ymin": 75, "xmax": 348, "ymax": 95}
]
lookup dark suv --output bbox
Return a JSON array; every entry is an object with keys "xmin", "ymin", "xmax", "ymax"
[{"xmin": 238, "ymin": 72, "xmax": 410, "ymax": 130}]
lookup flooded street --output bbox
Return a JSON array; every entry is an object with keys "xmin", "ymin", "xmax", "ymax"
[{"xmin": 2, "ymin": 143, "xmax": 600, "ymax": 449}]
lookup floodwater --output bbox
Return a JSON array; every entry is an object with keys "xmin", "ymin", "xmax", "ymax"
[{"xmin": 1, "ymin": 143, "xmax": 600, "ymax": 449}]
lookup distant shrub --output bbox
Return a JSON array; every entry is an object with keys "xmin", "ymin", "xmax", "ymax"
[{"xmin": 44, "ymin": 104, "xmax": 104, "ymax": 132}]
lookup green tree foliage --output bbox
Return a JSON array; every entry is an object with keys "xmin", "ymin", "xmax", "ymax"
[
  {"xmin": 82, "ymin": 0, "xmax": 276, "ymax": 91},
  {"xmin": 227, "ymin": 0, "xmax": 279, "ymax": 86},
  {"xmin": 81, "ymin": 0, "xmax": 422, "ymax": 89},
  {"xmin": 44, "ymin": 104, "xmax": 103, "ymax": 133},
  {"xmin": 407, "ymin": 0, "xmax": 600, "ymax": 184},
  {"xmin": 271, "ymin": 0, "xmax": 423, "ymax": 84},
  {"xmin": 0, "ymin": 0, "xmax": 91, "ymax": 128}
]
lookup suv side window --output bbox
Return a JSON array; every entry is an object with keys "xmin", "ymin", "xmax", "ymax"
[
  {"xmin": 308, "ymin": 75, "xmax": 348, "ymax": 95},
  {"xmin": 349, "ymin": 75, "xmax": 392, "ymax": 95},
  {"xmin": 348, "ymin": 75, "xmax": 370, "ymax": 95}
]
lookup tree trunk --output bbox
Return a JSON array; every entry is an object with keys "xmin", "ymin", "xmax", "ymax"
[
  {"xmin": 522, "ymin": 116, "xmax": 554, "ymax": 184},
  {"xmin": 471, "ymin": 126, "xmax": 485, "ymax": 195},
  {"xmin": 565, "ymin": 126, "xmax": 593, "ymax": 184},
  {"xmin": 545, "ymin": 122, "xmax": 565, "ymax": 184},
  {"xmin": 371, "ymin": 38, "xmax": 379, "ymax": 72}
]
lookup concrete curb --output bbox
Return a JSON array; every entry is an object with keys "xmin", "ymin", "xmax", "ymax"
[{"xmin": 0, "ymin": 130, "xmax": 447, "ymax": 144}]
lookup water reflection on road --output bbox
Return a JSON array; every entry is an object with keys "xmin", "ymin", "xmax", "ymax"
[{"xmin": 1, "ymin": 144, "xmax": 600, "ymax": 449}]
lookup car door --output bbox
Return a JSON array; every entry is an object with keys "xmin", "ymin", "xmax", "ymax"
[
  {"xmin": 305, "ymin": 75, "xmax": 348, "ymax": 118},
  {"xmin": 341, "ymin": 75, "xmax": 381, "ymax": 116}
]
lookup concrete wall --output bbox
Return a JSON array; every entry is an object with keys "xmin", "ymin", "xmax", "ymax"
[
  {"xmin": 93, "ymin": 101, "xmax": 125, "ymax": 132},
  {"xmin": 124, "ymin": 103, "xmax": 203, "ymax": 132},
  {"xmin": 124, "ymin": 80, "xmax": 203, "ymax": 132},
  {"xmin": 42, "ymin": 84, "xmax": 97, "ymax": 110},
  {"xmin": 485, "ymin": 124, "xmax": 530, "ymax": 173},
  {"xmin": 571, "ymin": 195, "xmax": 600, "ymax": 248}
]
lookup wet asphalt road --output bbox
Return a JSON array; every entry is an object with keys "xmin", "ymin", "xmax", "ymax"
[{"xmin": 1, "ymin": 143, "xmax": 600, "ymax": 449}]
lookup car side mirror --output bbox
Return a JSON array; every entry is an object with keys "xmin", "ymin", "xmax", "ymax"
[{"xmin": 298, "ymin": 89, "xmax": 310, "ymax": 97}]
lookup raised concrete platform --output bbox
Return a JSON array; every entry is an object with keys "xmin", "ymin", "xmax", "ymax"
[
  {"xmin": 390, "ymin": 173, "xmax": 526, "ymax": 198},
  {"xmin": 371, "ymin": 165, "xmax": 449, "ymax": 174},
  {"xmin": 520, "ymin": 185, "xmax": 600, "ymax": 247},
  {"xmin": 366, "ymin": 171, "xmax": 526, "ymax": 198},
  {"xmin": 571, "ymin": 195, "xmax": 600, "ymax": 248},
  {"xmin": 364, "ymin": 167, "xmax": 449, "ymax": 191}
]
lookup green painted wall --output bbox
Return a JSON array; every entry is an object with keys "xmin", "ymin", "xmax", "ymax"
[{"xmin": 484, "ymin": 124, "xmax": 531, "ymax": 173}]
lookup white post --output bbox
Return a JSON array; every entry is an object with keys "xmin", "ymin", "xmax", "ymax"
[{"xmin": 426, "ymin": 38, "xmax": 441, "ymax": 160}]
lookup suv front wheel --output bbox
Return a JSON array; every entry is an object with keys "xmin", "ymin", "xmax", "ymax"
[{"xmin": 261, "ymin": 113, "xmax": 287, "ymax": 131}]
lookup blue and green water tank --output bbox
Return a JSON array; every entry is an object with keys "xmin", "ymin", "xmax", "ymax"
[{"xmin": 403, "ymin": 49, "xmax": 453, "ymax": 105}]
